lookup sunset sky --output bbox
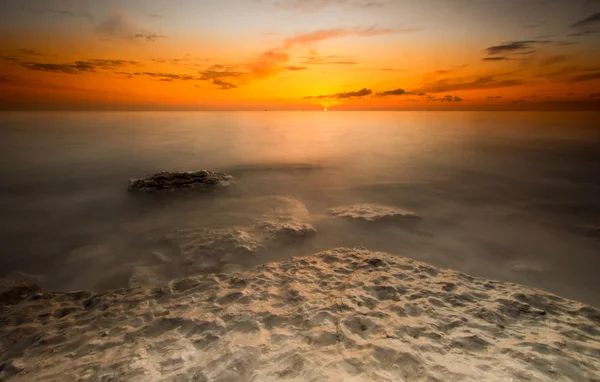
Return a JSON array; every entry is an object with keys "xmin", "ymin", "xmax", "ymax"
[{"xmin": 1, "ymin": 0, "xmax": 599, "ymax": 110}]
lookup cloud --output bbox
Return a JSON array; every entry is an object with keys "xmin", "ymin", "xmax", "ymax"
[
  {"xmin": 269, "ymin": 0, "xmax": 384, "ymax": 12},
  {"xmin": 282, "ymin": 27, "xmax": 394, "ymax": 48},
  {"xmin": 376, "ymin": 88, "xmax": 405, "ymax": 96},
  {"xmin": 25, "ymin": 7, "xmax": 94, "ymax": 22},
  {"xmin": 2, "ymin": 56, "xmax": 138, "ymax": 74},
  {"xmin": 570, "ymin": 12, "xmax": 600, "ymax": 28},
  {"xmin": 484, "ymin": 40, "xmax": 549, "ymax": 56},
  {"xmin": 284, "ymin": 66, "xmax": 307, "ymax": 71},
  {"xmin": 482, "ymin": 57, "xmax": 509, "ymax": 61},
  {"xmin": 486, "ymin": 96, "xmax": 502, "ymax": 100},
  {"xmin": 199, "ymin": 69, "xmax": 243, "ymax": 80},
  {"xmin": 589, "ymin": 93, "xmax": 600, "ymax": 98},
  {"xmin": 95, "ymin": 13, "xmax": 164, "ymax": 42},
  {"xmin": 538, "ymin": 55, "xmax": 569, "ymax": 66},
  {"xmin": 429, "ymin": 95, "xmax": 463, "ymax": 102},
  {"xmin": 302, "ymin": 54, "xmax": 357, "ymax": 65},
  {"xmin": 212, "ymin": 79, "xmax": 237, "ymax": 90},
  {"xmin": 134, "ymin": 33, "xmax": 166, "ymax": 42},
  {"xmin": 304, "ymin": 88, "xmax": 372, "ymax": 99},
  {"xmin": 135, "ymin": 72, "xmax": 195, "ymax": 81},
  {"xmin": 569, "ymin": 71, "xmax": 600, "ymax": 82},
  {"xmin": 14, "ymin": 49, "xmax": 46, "ymax": 57},
  {"xmin": 247, "ymin": 49, "xmax": 290, "ymax": 78},
  {"xmin": 0, "ymin": 75, "xmax": 19, "ymax": 84},
  {"xmin": 417, "ymin": 75, "xmax": 524, "ymax": 93}
]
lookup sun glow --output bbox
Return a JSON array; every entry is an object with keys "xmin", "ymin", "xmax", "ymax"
[{"xmin": 324, "ymin": 108, "xmax": 328, "ymax": 111}]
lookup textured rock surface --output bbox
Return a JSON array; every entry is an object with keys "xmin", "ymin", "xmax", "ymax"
[
  {"xmin": 128, "ymin": 170, "xmax": 234, "ymax": 193},
  {"xmin": 1, "ymin": 248, "xmax": 598, "ymax": 381},
  {"xmin": 328, "ymin": 204, "xmax": 421, "ymax": 224}
]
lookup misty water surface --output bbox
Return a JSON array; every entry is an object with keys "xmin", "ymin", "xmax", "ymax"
[{"xmin": 0, "ymin": 111, "xmax": 599, "ymax": 305}]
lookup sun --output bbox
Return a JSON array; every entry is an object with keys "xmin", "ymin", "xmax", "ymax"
[{"xmin": 324, "ymin": 108, "xmax": 328, "ymax": 112}]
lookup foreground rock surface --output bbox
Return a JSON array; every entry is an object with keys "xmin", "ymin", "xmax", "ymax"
[
  {"xmin": 1, "ymin": 248, "xmax": 599, "ymax": 381},
  {"xmin": 128, "ymin": 170, "xmax": 233, "ymax": 193}
]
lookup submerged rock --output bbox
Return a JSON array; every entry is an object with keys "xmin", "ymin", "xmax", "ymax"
[
  {"xmin": 128, "ymin": 170, "xmax": 233, "ymax": 193},
  {"xmin": 328, "ymin": 203, "xmax": 421, "ymax": 223}
]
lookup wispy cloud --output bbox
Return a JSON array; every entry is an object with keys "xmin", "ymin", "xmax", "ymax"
[
  {"xmin": 14, "ymin": 49, "xmax": 46, "ymax": 57},
  {"xmin": 95, "ymin": 13, "xmax": 165, "ymax": 42},
  {"xmin": 25, "ymin": 7, "xmax": 94, "ymax": 22},
  {"xmin": 302, "ymin": 53, "xmax": 357, "ymax": 65},
  {"xmin": 570, "ymin": 12, "xmax": 600, "ymax": 28},
  {"xmin": 282, "ymin": 27, "xmax": 394, "ymax": 48},
  {"xmin": 304, "ymin": 87, "xmax": 372, "ymax": 99},
  {"xmin": 134, "ymin": 33, "xmax": 166, "ymax": 42},
  {"xmin": 268, "ymin": 0, "xmax": 384, "ymax": 12},
  {"xmin": 418, "ymin": 74, "xmax": 524, "ymax": 93},
  {"xmin": 212, "ymin": 79, "xmax": 237, "ymax": 89},
  {"xmin": 484, "ymin": 40, "xmax": 550, "ymax": 56},
  {"xmin": 569, "ymin": 71, "xmax": 600, "ymax": 82},
  {"xmin": 285, "ymin": 66, "xmax": 307, "ymax": 71},
  {"xmin": 1, "ymin": 56, "xmax": 137, "ymax": 74}
]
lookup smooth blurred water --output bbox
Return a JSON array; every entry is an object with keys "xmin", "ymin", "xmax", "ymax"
[{"xmin": 1, "ymin": 111, "xmax": 599, "ymax": 305}]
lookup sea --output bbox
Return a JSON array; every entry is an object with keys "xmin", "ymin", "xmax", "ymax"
[{"xmin": 1, "ymin": 111, "xmax": 599, "ymax": 305}]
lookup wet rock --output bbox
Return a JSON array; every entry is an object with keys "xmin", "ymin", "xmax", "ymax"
[
  {"xmin": 0, "ymin": 279, "xmax": 42, "ymax": 306},
  {"xmin": 328, "ymin": 204, "xmax": 421, "ymax": 224},
  {"xmin": 128, "ymin": 170, "xmax": 233, "ymax": 193}
]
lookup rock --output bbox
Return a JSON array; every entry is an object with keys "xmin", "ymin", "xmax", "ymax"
[
  {"xmin": 0, "ymin": 278, "xmax": 42, "ymax": 306},
  {"xmin": 128, "ymin": 170, "xmax": 233, "ymax": 193},
  {"xmin": 328, "ymin": 203, "xmax": 421, "ymax": 224}
]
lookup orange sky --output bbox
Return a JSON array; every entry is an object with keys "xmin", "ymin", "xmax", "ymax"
[{"xmin": 1, "ymin": 0, "xmax": 599, "ymax": 110}]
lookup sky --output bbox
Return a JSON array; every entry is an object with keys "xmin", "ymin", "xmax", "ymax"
[{"xmin": 0, "ymin": 0, "xmax": 599, "ymax": 110}]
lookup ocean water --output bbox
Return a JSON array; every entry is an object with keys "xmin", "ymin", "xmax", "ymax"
[{"xmin": 0, "ymin": 111, "xmax": 599, "ymax": 305}]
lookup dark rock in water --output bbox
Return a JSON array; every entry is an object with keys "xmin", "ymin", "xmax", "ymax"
[{"xmin": 128, "ymin": 170, "xmax": 233, "ymax": 193}]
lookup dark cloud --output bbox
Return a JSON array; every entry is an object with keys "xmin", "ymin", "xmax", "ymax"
[
  {"xmin": 538, "ymin": 55, "xmax": 569, "ymax": 66},
  {"xmin": 482, "ymin": 57, "xmax": 509, "ymax": 61},
  {"xmin": 135, "ymin": 72, "xmax": 195, "ymax": 81},
  {"xmin": 429, "ymin": 95, "xmax": 463, "ymax": 102},
  {"xmin": 0, "ymin": 75, "xmax": 19, "ymax": 84},
  {"xmin": 2, "ymin": 56, "xmax": 137, "ymax": 74},
  {"xmin": 304, "ymin": 88, "xmax": 372, "ymax": 99},
  {"xmin": 284, "ymin": 66, "xmax": 307, "ymax": 71},
  {"xmin": 486, "ymin": 96, "xmax": 502, "ymax": 100},
  {"xmin": 589, "ymin": 93, "xmax": 600, "ymax": 98},
  {"xmin": 418, "ymin": 75, "xmax": 524, "ymax": 93},
  {"xmin": 212, "ymin": 79, "xmax": 237, "ymax": 90},
  {"xmin": 570, "ymin": 12, "xmax": 600, "ymax": 28},
  {"xmin": 568, "ymin": 29, "xmax": 598, "ymax": 37},
  {"xmin": 376, "ymin": 88, "xmax": 405, "ymax": 96},
  {"xmin": 14, "ymin": 49, "xmax": 46, "ymax": 57},
  {"xmin": 484, "ymin": 40, "xmax": 549, "ymax": 56},
  {"xmin": 554, "ymin": 41, "xmax": 580, "ymax": 46},
  {"xmin": 199, "ymin": 70, "xmax": 243, "ymax": 80},
  {"xmin": 569, "ymin": 71, "xmax": 600, "ymax": 82},
  {"xmin": 134, "ymin": 33, "xmax": 166, "ymax": 42},
  {"xmin": 25, "ymin": 7, "xmax": 94, "ymax": 22}
]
